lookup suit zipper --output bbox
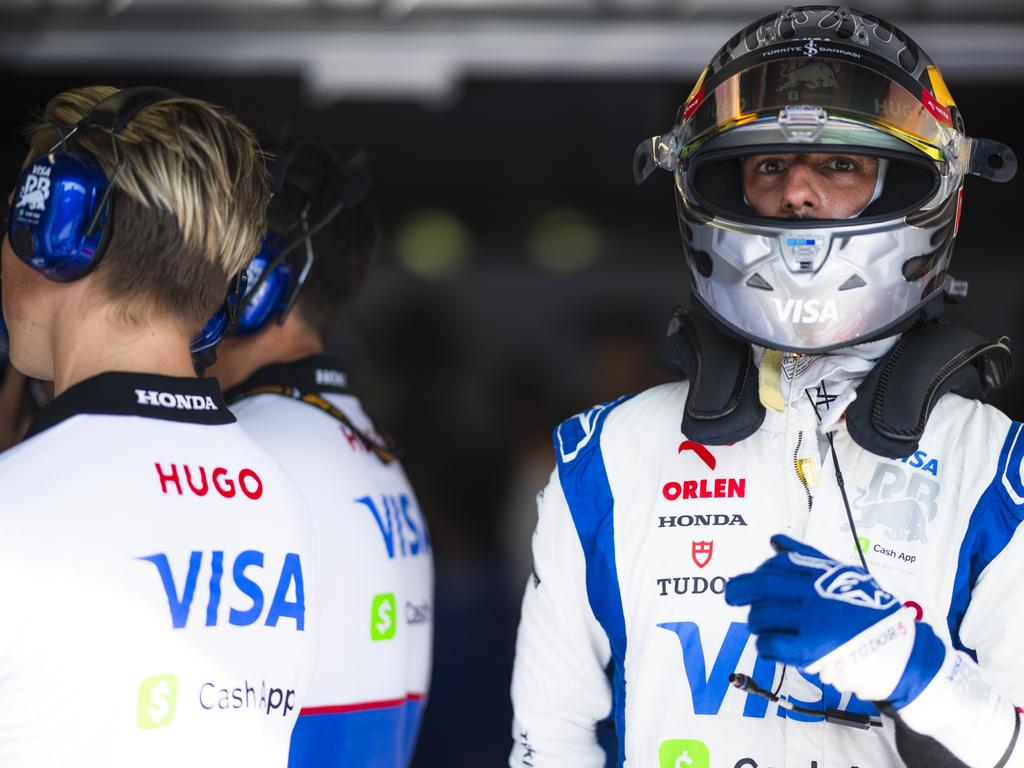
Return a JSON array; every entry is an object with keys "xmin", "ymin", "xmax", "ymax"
[{"xmin": 793, "ymin": 430, "xmax": 812, "ymax": 513}]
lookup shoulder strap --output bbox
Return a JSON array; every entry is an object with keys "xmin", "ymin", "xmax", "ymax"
[{"xmin": 845, "ymin": 321, "xmax": 1012, "ymax": 457}]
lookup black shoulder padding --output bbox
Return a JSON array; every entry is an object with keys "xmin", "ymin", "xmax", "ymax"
[
  {"xmin": 656, "ymin": 308, "xmax": 765, "ymax": 444},
  {"xmin": 846, "ymin": 321, "xmax": 1013, "ymax": 457}
]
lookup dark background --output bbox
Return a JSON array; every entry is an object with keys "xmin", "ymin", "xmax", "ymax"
[{"xmin": 1, "ymin": 4, "xmax": 1023, "ymax": 764}]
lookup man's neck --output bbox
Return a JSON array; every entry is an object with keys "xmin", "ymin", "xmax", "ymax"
[
  {"xmin": 213, "ymin": 320, "xmax": 324, "ymax": 392},
  {"xmin": 50, "ymin": 299, "xmax": 196, "ymax": 397}
]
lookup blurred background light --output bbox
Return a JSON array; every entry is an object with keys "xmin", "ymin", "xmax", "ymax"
[
  {"xmin": 395, "ymin": 208, "xmax": 472, "ymax": 279},
  {"xmin": 528, "ymin": 207, "xmax": 603, "ymax": 273}
]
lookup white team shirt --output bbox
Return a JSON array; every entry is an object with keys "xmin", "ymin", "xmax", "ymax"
[
  {"xmin": 225, "ymin": 355, "xmax": 433, "ymax": 768},
  {"xmin": 0, "ymin": 372, "xmax": 319, "ymax": 767}
]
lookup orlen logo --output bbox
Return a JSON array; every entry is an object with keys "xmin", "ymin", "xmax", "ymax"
[
  {"xmin": 663, "ymin": 442, "xmax": 746, "ymax": 502},
  {"xmin": 769, "ymin": 297, "xmax": 839, "ymax": 324},
  {"xmin": 155, "ymin": 463, "xmax": 263, "ymax": 500},
  {"xmin": 139, "ymin": 550, "xmax": 306, "ymax": 630},
  {"xmin": 136, "ymin": 389, "xmax": 218, "ymax": 410}
]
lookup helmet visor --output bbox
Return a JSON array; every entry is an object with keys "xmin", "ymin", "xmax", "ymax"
[{"xmin": 681, "ymin": 56, "xmax": 959, "ymax": 162}]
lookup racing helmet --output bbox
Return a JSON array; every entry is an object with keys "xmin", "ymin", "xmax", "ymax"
[{"xmin": 635, "ymin": 5, "xmax": 1017, "ymax": 353}]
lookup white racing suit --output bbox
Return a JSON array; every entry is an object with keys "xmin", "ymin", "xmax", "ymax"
[{"xmin": 510, "ymin": 356, "xmax": 1024, "ymax": 768}]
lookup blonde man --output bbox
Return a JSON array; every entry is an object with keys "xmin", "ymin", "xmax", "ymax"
[{"xmin": 0, "ymin": 86, "xmax": 318, "ymax": 767}]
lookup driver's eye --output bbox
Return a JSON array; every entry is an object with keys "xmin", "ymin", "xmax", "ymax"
[
  {"xmin": 827, "ymin": 157, "xmax": 857, "ymax": 172},
  {"xmin": 757, "ymin": 159, "xmax": 785, "ymax": 175}
]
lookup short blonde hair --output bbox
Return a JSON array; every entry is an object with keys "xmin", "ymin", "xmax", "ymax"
[{"xmin": 26, "ymin": 85, "xmax": 268, "ymax": 332}]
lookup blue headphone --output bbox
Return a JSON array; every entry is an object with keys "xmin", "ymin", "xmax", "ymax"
[
  {"xmin": 234, "ymin": 139, "xmax": 372, "ymax": 335},
  {"xmin": 6, "ymin": 86, "xmax": 247, "ymax": 356}
]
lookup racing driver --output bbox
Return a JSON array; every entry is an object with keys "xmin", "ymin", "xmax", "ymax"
[{"xmin": 510, "ymin": 6, "xmax": 1021, "ymax": 768}]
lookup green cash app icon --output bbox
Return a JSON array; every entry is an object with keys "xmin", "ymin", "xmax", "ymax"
[
  {"xmin": 137, "ymin": 673, "xmax": 178, "ymax": 730},
  {"xmin": 659, "ymin": 738, "xmax": 710, "ymax": 768},
  {"xmin": 858, "ymin": 536, "xmax": 871, "ymax": 554},
  {"xmin": 371, "ymin": 592, "xmax": 397, "ymax": 641}
]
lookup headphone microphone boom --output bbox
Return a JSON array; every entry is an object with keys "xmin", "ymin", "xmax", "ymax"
[{"xmin": 234, "ymin": 141, "xmax": 373, "ymax": 335}]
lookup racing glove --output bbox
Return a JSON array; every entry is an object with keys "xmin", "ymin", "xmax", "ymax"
[
  {"xmin": 725, "ymin": 535, "xmax": 1021, "ymax": 768},
  {"xmin": 724, "ymin": 534, "xmax": 942, "ymax": 704}
]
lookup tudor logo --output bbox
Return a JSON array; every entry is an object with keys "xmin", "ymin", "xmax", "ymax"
[
  {"xmin": 136, "ymin": 389, "xmax": 218, "ymax": 411},
  {"xmin": 692, "ymin": 540, "xmax": 713, "ymax": 569},
  {"xmin": 769, "ymin": 298, "xmax": 839, "ymax": 324}
]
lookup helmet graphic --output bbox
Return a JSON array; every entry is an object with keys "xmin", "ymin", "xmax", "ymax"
[{"xmin": 635, "ymin": 5, "xmax": 1017, "ymax": 353}]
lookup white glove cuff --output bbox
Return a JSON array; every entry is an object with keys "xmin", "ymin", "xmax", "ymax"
[
  {"xmin": 898, "ymin": 645, "xmax": 1018, "ymax": 768},
  {"xmin": 805, "ymin": 605, "xmax": 917, "ymax": 701}
]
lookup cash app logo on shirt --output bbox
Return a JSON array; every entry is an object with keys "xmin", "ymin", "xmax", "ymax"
[
  {"xmin": 371, "ymin": 592, "xmax": 397, "ymax": 641},
  {"xmin": 658, "ymin": 739, "xmax": 709, "ymax": 768},
  {"xmin": 137, "ymin": 673, "xmax": 178, "ymax": 730}
]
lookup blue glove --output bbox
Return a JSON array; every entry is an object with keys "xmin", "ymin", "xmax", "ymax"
[{"xmin": 725, "ymin": 534, "xmax": 946, "ymax": 706}]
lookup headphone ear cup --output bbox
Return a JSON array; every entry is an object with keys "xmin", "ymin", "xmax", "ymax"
[
  {"xmin": 235, "ymin": 238, "xmax": 294, "ymax": 335},
  {"xmin": 8, "ymin": 150, "xmax": 111, "ymax": 282}
]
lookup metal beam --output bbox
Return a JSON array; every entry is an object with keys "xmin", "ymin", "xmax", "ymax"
[{"xmin": 1, "ymin": 20, "xmax": 1021, "ymax": 101}]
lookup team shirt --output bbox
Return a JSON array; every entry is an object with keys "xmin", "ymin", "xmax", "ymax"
[
  {"xmin": 511, "ymin": 378, "xmax": 1024, "ymax": 768},
  {"xmin": 0, "ymin": 372, "xmax": 319, "ymax": 767},
  {"xmin": 225, "ymin": 355, "xmax": 433, "ymax": 768}
]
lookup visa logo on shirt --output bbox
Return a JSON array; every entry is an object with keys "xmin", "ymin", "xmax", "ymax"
[
  {"xmin": 357, "ymin": 494, "xmax": 431, "ymax": 559},
  {"xmin": 657, "ymin": 621, "xmax": 877, "ymax": 721},
  {"xmin": 139, "ymin": 550, "xmax": 306, "ymax": 630}
]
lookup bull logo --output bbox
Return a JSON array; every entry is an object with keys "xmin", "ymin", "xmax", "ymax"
[
  {"xmin": 16, "ymin": 166, "xmax": 51, "ymax": 213},
  {"xmin": 846, "ymin": 462, "xmax": 940, "ymax": 543},
  {"xmin": 691, "ymin": 540, "xmax": 713, "ymax": 569},
  {"xmin": 780, "ymin": 60, "xmax": 839, "ymax": 90}
]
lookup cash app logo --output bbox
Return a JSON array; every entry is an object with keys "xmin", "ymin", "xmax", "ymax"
[
  {"xmin": 137, "ymin": 673, "xmax": 178, "ymax": 730},
  {"xmin": 658, "ymin": 738, "xmax": 709, "ymax": 768},
  {"xmin": 858, "ymin": 536, "xmax": 871, "ymax": 554},
  {"xmin": 371, "ymin": 593, "xmax": 397, "ymax": 641}
]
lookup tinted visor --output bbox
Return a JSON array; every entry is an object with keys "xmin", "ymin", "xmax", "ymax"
[{"xmin": 681, "ymin": 56, "xmax": 958, "ymax": 161}]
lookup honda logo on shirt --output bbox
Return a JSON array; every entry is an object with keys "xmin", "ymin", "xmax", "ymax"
[
  {"xmin": 136, "ymin": 389, "xmax": 218, "ymax": 411},
  {"xmin": 692, "ymin": 540, "xmax": 713, "ymax": 569}
]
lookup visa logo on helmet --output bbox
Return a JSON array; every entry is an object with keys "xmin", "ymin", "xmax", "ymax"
[{"xmin": 769, "ymin": 298, "xmax": 839, "ymax": 324}]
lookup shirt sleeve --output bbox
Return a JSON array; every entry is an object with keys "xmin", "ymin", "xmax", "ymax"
[
  {"xmin": 509, "ymin": 469, "xmax": 613, "ymax": 768},
  {"xmin": 892, "ymin": 427, "xmax": 1024, "ymax": 768}
]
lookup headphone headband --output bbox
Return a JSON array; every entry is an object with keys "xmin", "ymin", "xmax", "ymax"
[{"xmin": 77, "ymin": 86, "xmax": 182, "ymax": 135}]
